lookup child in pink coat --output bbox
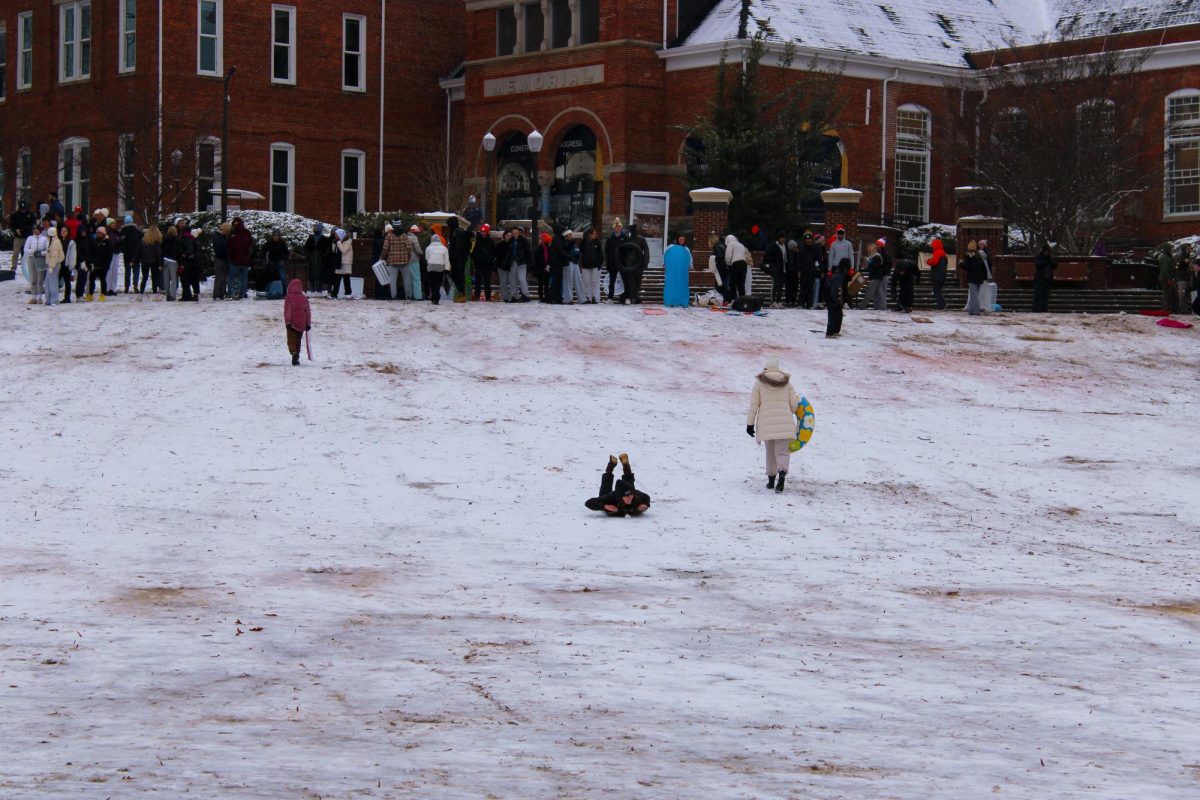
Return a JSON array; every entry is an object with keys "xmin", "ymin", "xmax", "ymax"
[{"xmin": 283, "ymin": 279, "xmax": 311, "ymax": 365}]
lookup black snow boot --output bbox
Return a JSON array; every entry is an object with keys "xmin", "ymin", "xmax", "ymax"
[
  {"xmin": 767, "ymin": 475, "xmax": 775, "ymax": 489},
  {"xmin": 291, "ymin": 352, "xmax": 300, "ymax": 366},
  {"xmin": 775, "ymin": 470, "xmax": 787, "ymax": 493}
]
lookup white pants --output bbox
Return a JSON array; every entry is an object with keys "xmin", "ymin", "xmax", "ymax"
[
  {"xmin": 764, "ymin": 440, "xmax": 792, "ymax": 477},
  {"xmin": 866, "ymin": 278, "xmax": 887, "ymax": 309},
  {"xmin": 107, "ymin": 254, "xmax": 121, "ymax": 291},
  {"xmin": 163, "ymin": 258, "xmax": 179, "ymax": 300},
  {"xmin": 29, "ymin": 256, "xmax": 46, "ymax": 299},
  {"xmin": 513, "ymin": 263, "xmax": 529, "ymax": 299},
  {"xmin": 581, "ymin": 268, "xmax": 601, "ymax": 302},
  {"xmin": 562, "ymin": 262, "xmax": 585, "ymax": 303},
  {"xmin": 44, "ymin": 264, "xmax": 59, "ymax": 305}
]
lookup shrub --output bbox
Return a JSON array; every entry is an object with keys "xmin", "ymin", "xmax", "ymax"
[
  {"xmin": 343, "ymin": 211, "xmax": 421, "ymax": 237},
  {"xmin": 901, "ymin": 223, "xmax": 956, "ymax": 257}
]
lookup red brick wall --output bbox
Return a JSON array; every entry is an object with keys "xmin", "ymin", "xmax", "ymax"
[{"xmin": 0, "ymin": 0, "xmax": 464, "ymax": 223}]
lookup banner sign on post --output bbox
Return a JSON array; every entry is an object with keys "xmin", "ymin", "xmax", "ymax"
[{"xmin": 629, "ymin": 191, "xmax": 670, "ymax": 269}]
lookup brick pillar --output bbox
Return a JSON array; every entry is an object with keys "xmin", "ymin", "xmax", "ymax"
[
  {"xmin": 689, "ymin": 187, "xmax": 732, "ymax": 282},
  {"xmin": 821, "ymin": 188, "xmax": 863, "ymax": 256}
]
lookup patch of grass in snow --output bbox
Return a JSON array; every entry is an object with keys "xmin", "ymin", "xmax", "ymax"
[
  {"xmin": 1018, "ymin": 334, "xmax": 1074, "ymax": 342},
  {"xmin": 1141, "ymin": 601, "xmax": 1200, "ymax": 617}
]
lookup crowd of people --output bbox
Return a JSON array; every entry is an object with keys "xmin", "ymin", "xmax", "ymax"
[{"xmin": 10, "ymin": 192, "xmax": 1199, "ymax": 317}]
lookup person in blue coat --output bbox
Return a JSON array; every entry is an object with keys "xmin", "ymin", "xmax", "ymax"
[{"xmin": 663, "ymin": 234, "xmax": 692, "ymax": 307}]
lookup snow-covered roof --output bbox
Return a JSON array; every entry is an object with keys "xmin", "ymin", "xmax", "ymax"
[{"xmin": 680, "ymin": 0, "xmax": 1200, "ymax": 67}]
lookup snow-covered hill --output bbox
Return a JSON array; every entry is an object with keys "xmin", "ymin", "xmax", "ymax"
[{"xmin": 1, "ymin": 286, "xmax": 1197, "ymax": 798}]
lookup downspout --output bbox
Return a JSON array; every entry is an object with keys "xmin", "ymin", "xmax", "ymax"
[
  {"xmin": 662, "ymin": 0, "xmax": 668, "ymax": 48},
  {"xmin": 880, "ymin": 68, "xmax": 899, "ymax": 224},
  {"xmin": 378, "ymin": 0, "xmax": 385, "ymax": 211},
  {"xmin": 973, "ymin": 85, "xmax": 989, "ymax": 182},
  {"xmin": 444, "ymin": 88, "xmax": 452, "ymax": 210},
  {"xmin": 157, "ymin": 0, "xmax": 163, "ymax": 220}
]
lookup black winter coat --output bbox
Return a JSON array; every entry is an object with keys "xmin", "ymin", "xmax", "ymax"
[
  {"xmin": 121, "ymin": 225, "xmax": 143, "ymax": 261},
  {"xmin": 472, "ymin": 235, "xmax": 495, "ymax": 268},
  {"xmin": 605, "ymin": 232, "xmax": 626, "ymax": 270},
  {"xmin": 581, "ymin": 237, "xmax": 604, "ymax": 269},
  {"xmin": 264, "ymin": 239, "xmax": 290, "ymax": 263},
  {"xmin": 798, "ymin": 244, "xmax": 824, "ymax": 278},
  {"xmin": 961, "ymin": 252, "xmax": 988, "ymax": 285},
  {"xmin": 762, "ymin": 242, "xmax": 789, "ymax": 276},
  {"xmin": 1034, "ymin": 253, "xmax": 1056, "ymax": 281}
]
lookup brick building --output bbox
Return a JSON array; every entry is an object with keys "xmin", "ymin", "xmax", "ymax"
[
  {"xmin": 449, "ymin": 0, "xmax": 1200, "ymax": 246},
  {"xmin": 0, "ymin": 0, "xmax": 463, "ymax": 224}
]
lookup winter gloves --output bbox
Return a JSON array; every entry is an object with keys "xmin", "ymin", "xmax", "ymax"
[{"xmin": 746, "ymin": 425, "xmax": 755, "ymax": 438}]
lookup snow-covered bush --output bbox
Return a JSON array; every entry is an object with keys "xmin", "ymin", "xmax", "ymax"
[
  {"xmin": 0, "ymin": 228, "xmax": 13, "ymax": 251},
  {"xmin": 901, "ymin": 223, "xmax": 956, "ymax": 256},
  {"xmin": 162, "ymin": 210, "xmax": 335, "ymax": 251},
  {"xmin": 343, "ymin": 211, "xmax": 420, "ymax": 237}
]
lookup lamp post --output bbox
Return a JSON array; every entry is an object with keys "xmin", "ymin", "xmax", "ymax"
[
  {"xmin": 482, "ymin": 131, "xmax": 496, "ymax": 226},
  {"xmin": 527, "ymin": 129, "xmax": 544, "ymax": 236},
  {"xmin": 220, "ymin": 65, "xmax": 237, "ymax": 223}
]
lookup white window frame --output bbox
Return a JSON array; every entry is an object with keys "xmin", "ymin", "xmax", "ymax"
[
  {"xmin": 269, "ymin": 142, "xmax": 295, "ymax": 213},
  {"xmin": 119, "ymin": 0, "xmax": 137, "ymax": 74},
  {"xmin": 270, "ymin": 5, "xmax": 296, "ymax": 85},
  {"xmin": 894, "ymin": 103, "xmax": 931, "ymax": 223},
  {"xmin": 197, "ymin": 0, "xmax": 223, "ymax": 77},
  {"xmin": 342, "ymin": 14, "xmax": 366, "ymax": 92},
  {"xmin": 59, "ymin": 1, "xmax": 92, "ymax": 83},
  {"xmin": 0, "ymin": 25, "xmax": 8, "ymax": 101},
  {"xmin": 1165, "ymin": 89, "xmax": 1200, "ymax": 218},
  {"xmin": 341, "ymin": 149, "xmax": 366, "ymax": 219},
  {"xmin": 195, "ymin": 136, "xmax": 221, "ymax": 211},
  {"xmin": 17, "ymin": 12, "xmax": 32, "ymax": 90},
  {"xmin": 118, "ymin": 133, "xmax": 135, "ymax": 215},
  {"xmin": 59, "ymin": 137, "xmax": 91, "ymax": 213},
  {"xmin": 16, "ymin": 147, "xmax": 32, "ymax": 205}
]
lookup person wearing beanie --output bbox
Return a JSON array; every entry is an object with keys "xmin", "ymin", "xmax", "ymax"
[
  {"xmin": 471, "ymin": 224, "xmax": 495, "ymax": 301},
  {"xmin": 404, "ymin": 224, "xmax": 424, "ymax": 302},
  {"xmin": 746, "ymin": 356, "xmax": 802, "ymax": 493},
  {"xmin": 302, "ymin": 222, "xmax": 327, "ymax": 296},
  {"xmin": 585, "ymin": 454, "xmax": 651, "ymax": 517},
  {"xmin": 87, "ymin": 226, "xmax": 113, "ymax": 301},
  {"xmin": 379, "ymin": 221, "xmax": 413, "ymax": 300}
]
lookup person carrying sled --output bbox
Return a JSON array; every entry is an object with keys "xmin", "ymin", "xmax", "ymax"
[
  {"xmin": 585, "ymin": 454, "xmax": 651, "ymax": 517},
  {"xmin": 746, "ymin": 356, "xmax": 802, "ymax": 493}
]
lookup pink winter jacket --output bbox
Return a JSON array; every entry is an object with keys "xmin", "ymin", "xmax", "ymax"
[{"xmin": 284, "ymin": 279, "xmax": 311, "ymax": 332}]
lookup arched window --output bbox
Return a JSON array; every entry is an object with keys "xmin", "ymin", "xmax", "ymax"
[
  {"xmin": 59, "ymin": 137, "xmax": 90, "ymax": 212},
  {"xmin": 894, "ymin": 104, "xmax": 930, "ymax": 223},
  {"xmin": 496, "ymin": 132, "xmax": 534, "ymax": 222},
  {"xmin": 549, "ymin": 125, "xmax": 599, "ymax": 230},
  {"xmin": 1166, "ymin": 89, "xmax": 1200, "ymax": 217}
]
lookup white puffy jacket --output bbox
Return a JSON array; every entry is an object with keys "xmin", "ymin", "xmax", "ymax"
[
  {"xmin": 425, "ymin": 238, "xmax": 449, "ymax": 272},
  {"xmin": 747, "ymin": 369, "xmax": 801, "ymax": 443},
  {"xmin": 725, "ymin": 235, "xmax": 748, "ymax": 265}
]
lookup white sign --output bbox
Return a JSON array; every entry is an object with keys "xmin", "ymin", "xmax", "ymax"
[
  {"xmin": 629, "ymin": 191, "xmax": 670, "ymax": 269},
  {"xmin": 484, "ymin": 65, "xmax": 605, "ymax": 98}
]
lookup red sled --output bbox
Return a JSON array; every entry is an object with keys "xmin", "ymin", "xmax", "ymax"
[
  {"xmin": 1157, "ymin": 318, "xmax": 1194, "ymax": 329},
  {"xmin": 1139, "ymin": 309, "xmax": 1170, "ymax": 317}
]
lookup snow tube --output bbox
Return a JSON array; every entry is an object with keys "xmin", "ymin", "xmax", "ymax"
[{"xmin": 1156, "ymin": 318, "xmax": 1194, "ymax": 329}]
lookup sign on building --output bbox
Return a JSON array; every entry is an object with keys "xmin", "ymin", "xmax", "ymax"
[{"xmin": 629, "ymin": 191, "xmax": 670, "ymax": 268}]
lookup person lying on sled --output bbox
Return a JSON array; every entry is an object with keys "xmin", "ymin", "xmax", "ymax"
[{"xmin": 585, "ymin": 454, "xmax": 651, "ymax": 517}]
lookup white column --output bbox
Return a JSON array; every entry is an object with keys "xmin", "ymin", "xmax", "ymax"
[
  {"xmin": 540, "ymin": 0, "xmax": 551, "ymax": 51},
  {"xmin": 514, "ymin": 2, "xmax": 525, "ymax": 55},
  {"xmin": 569, "ymin": 0, "xmax": 580, "ymax": 47}
]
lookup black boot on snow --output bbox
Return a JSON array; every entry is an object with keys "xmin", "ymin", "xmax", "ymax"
[
  {"xmin": 775, "ymin": 470, "xmax": 787, "ymax": 493},
  {"xmin": 292, "ymin": 352, "xmax": 300, "ymax": 366},
  {"xmin": 767, "ymin": 475, "xmax": 775, "ymax": 489}
]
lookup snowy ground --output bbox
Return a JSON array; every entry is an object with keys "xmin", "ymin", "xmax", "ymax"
[{"xmin": 1, "ymin": 282, "xmax": 1198, "ymax": 799}]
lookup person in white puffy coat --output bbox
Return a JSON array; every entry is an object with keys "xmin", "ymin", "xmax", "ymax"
[{"xmin": 746, "ymin": 356, "xmax": 801, "ymax": 493}]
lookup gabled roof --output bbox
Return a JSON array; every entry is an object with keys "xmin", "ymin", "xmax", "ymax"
[{"xmin": 680, "ymin": 0, "xmax": 1200, "ymax": 67}]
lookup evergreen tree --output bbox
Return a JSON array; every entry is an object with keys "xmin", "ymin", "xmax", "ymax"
[{"xmin": 684, "ymin": 18, "xmax": 845, "ymax": 237}]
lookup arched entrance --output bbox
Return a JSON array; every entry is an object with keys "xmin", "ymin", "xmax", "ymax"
[
  {"xmin": 549, "ymin": 125, "xmax": 602, "ymax": 231},
  {"xmin": 496, "ymin": 132, "xmax": 535, "ymax": 222}
]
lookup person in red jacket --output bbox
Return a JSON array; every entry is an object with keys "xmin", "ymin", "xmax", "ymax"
[{"xmin": 283, "ymin": 279, "xmax": 311, "ymax": 365}]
